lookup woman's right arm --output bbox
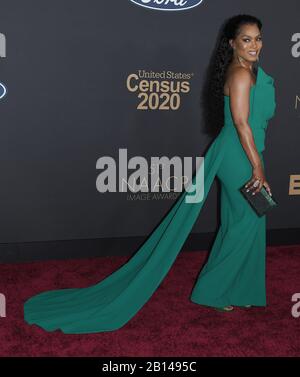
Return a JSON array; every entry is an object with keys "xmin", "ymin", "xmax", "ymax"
[{"xmin": 228, "ymin": 67, "xmax": 272, "ymax": 196}]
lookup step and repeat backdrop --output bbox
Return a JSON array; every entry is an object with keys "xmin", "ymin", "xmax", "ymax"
[{"xmin": 0, "ymin": 0, "xmax": 299, "ymax": 246}]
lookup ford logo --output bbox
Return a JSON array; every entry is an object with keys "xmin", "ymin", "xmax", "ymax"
[
  {"xmin": 0, "ymin": 82, "xmax": 7, "ymax": 99},
  {"xmin": 130, "ymin": 0, "xmax": 204, "ymax": 11}
]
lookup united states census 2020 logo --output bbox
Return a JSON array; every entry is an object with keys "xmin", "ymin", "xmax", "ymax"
[
  {"xmin": 130, "ymin": 0, "xmax": 204, "ymax": 11},
  {"xmin": 0, "ymin": 82, "xmax": 7, "ymax": 99}
]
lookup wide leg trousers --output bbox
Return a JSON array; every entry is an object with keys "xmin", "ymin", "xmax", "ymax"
[{"xmin": 190, "ymin": 128, "xmax": 267, "ymax": 307}]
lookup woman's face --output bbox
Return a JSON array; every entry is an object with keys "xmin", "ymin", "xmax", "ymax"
[{"xmin": 230, "ymin": 23, "xmax": 262, "ymax": 63}]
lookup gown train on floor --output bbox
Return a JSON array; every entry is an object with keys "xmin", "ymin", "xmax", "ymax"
[{"xmin": 23, "ymin": 65, "xmax": 276, "ymax": 334}]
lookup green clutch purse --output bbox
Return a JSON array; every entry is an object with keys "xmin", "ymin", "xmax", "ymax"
[{"xmin": 239, "ymin": 183, "xmax": 278, "ymax": 217}]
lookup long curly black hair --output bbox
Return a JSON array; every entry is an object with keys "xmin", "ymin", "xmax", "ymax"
[{"xmin": 201, "ymin": 14, "xmax": 262, "ymax": 137}]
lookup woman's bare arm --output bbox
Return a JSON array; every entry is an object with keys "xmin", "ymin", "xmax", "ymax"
[
  {"xmin": 228, "ymin": 67, "xmax": 272, "ymax": 195},
  {"xmin": 228, "ymin": 67, "xmax": 261, "ymax": 168}
]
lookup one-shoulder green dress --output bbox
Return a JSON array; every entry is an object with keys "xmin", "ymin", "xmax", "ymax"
[{"xmin": 24, "ymin": 65, "xmax": 276, "ymax": 333}]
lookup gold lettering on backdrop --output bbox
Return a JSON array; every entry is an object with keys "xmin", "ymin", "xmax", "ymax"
[
  {"xmin": 289, "ymin": 175, "xmax": 300, "ymax": 195},
  {"xmin": 127, "ymin": 70, "xmax": 193, "ymax": 110}
]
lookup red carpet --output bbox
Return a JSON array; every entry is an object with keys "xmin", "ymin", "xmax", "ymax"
[{"xmin": 0, "ymin": 245, "xmax": 300, "ymax": 357}]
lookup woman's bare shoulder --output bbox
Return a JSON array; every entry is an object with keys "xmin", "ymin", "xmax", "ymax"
[{"xmin": 224, "ymin": 65, "xmax": 255, "ymax": 96}]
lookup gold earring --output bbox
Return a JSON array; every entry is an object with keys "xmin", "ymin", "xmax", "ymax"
[{"xmin": 237, "ymin": 54, "xmax": 244, "ymax": 65}]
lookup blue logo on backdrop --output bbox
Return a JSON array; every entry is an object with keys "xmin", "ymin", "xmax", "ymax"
[
  {"xmin": 130, "ymin": 0, "xmax": 204, "ymax": 11},
  {"xmin": 0, "ymin": 82, "xmax": 7, "ymax": 99}
]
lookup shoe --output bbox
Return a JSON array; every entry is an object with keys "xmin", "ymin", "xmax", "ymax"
[{"xmin": 214, "ymin": 305, "xmax": 234, "ymax": 312}]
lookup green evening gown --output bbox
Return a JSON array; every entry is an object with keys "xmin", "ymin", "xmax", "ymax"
[{"xmin": 23, "ymin": 65, "xmax": 276, "ymax": 334}]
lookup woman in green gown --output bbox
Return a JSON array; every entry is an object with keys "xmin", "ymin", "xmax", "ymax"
[{"xmin": 23, "ymin": 15, "xmax": 276, "ymax": 333}]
